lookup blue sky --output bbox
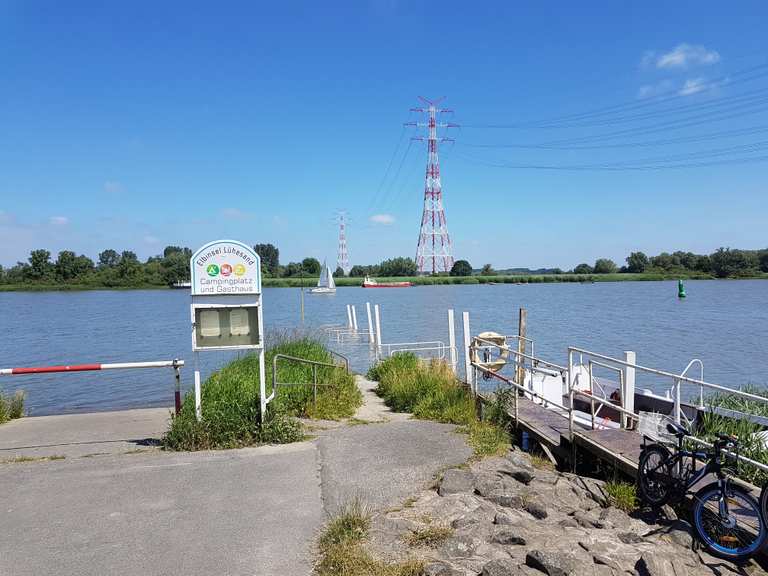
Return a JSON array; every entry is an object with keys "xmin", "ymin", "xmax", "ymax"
[{"xmin": 1, "ymin": 1, "xmax": 767, "ymax": 270}]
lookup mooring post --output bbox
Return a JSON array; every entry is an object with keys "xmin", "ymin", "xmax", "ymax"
[
  {"xmin": 462, "ymin": 311, "xmax": 472, "ymax": 393},
  {"xmin": 374, "ymin": 304, "xmax": 382, "ymax": 357},
  {"xmin": 447, "ymin": 309, "xmax": 457, "ymax": 374},
  {"xmin": 567, "ymin": 348, "xmax": 576, "ymax": 471},
  {"xmin": 366, "ymin": 302, "xmax": 374, "ymax": 346},
  {"xmin": 516, "ymin": 308, "xmax": 527, "ymax": 387},
  {"xmin": 346, "ymin": 304, "xmax": 353, "ymax": 328},
  {"xmin": 351, "ymin": 305, "xmax": 358, "ymax": 331},
  {"xmin": 623, "ymin": 351, "xmax": 636, "ymax": 429}
]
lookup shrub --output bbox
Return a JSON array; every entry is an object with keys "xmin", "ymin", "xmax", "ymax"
[
  {"xmin": 0, "ymin": 390, "xmax": 24, "ymax": 424},
  {"xmin": 163, "ymin": 337, "xmax": 361, "ymax": 451}
]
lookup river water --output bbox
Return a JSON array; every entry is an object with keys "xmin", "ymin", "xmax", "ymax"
[{"xmin": 1, "ymin": 280, "xmax": 766, "ymax": 415}]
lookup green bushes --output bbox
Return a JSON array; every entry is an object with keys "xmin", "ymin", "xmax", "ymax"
[
  {"xmin": 0, "ymin": 390, "xmax": 24, "ymax": 424},
  {"xmin": 369, "ymin": 354, "xmax": 509, "ymax": 456},
  {"xmin": 163, "ymin": 337, "xmax": 362, "ymax": 451},
  {"xmin": 696, "ymin": 387, "xmax": 768, "ymax": 485}
]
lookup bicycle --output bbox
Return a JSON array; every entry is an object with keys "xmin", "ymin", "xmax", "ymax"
[{"xmin": 637, "ymin": 420, "xmax": 767, "ymax": 561}]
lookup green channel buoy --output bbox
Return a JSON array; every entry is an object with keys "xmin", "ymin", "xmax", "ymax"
[{"xmin": 678, "ymin": 279, "xmax": 686, "ymax": 298}]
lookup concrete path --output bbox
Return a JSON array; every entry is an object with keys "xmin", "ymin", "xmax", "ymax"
[
  {"xmin": 0, "ymin": 407, "xmax": 171, "ymax": 460},
  {"xmin": 0, "ymin": 376, "xmax": 472, "ymax": 576}
]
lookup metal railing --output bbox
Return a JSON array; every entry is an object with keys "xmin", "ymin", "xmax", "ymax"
[
  {"xmin": 270, "ymin": 352, "xmax": 350, "ymax": 408},
  {"xmin": 378, "ymin": 341, "xmax": 451, "ymax": 361}
]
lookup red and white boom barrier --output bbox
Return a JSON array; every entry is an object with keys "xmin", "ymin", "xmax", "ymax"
[{"xmin": 0, "ymin": 359, "xmax": 185, "ymax": 413}]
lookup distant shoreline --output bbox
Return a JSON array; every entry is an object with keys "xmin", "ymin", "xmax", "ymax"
[{"xmin": 2, "ymin": 272, "xmax": 767, "ymax": 292}]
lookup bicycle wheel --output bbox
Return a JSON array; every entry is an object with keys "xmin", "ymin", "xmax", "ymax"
[
  {"xmin": 761, "ymin": 482, "xmax": 768, "ymax": 531},
  {"xmin": 693, "ymin": 482, "xmax": 767, "ymax": 561},
  {"xmin": 637, "ymin": 443, "xmax": 674, "ymax": 508}
]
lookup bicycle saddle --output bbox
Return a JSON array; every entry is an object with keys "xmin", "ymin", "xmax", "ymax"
[{"xmin": 666, "ymin": 422, "xmax": 691, "ymax": 437}]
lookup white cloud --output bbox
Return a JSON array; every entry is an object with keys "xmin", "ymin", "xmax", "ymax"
[
  {"xmin": 679, "ymin": 77, "xmax": 707, "ymax": 96},
  {"xmin": 103, "ymin": 181, "xmax": 124, "ymax": 195},
  {"xmin": 655, "ymin": 43, "xmax": 720, "ymax": 69},
  {"xmin": 48, "ymin": 216, "xmax": 69, "ymax": 226},
  {"xmin": 143, "ymin": 235, "xmax": 159, "ymax": 245},
  {"xmin": 369, "ymin": 213, "xmax": 395, "ymax": 225},
  {"xmin": 220, "ymin": 207, "xmax": 253, "ymax": 220},
  {"xmin": 637, "ymin": 80, "xmax": 673, "ymax": 99}
]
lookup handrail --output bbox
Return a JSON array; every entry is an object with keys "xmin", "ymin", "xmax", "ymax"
[
  {"xmin": 568, "ymin": 347, "xmax": 768, "ymax": 404},
  {"xmin": 270, "ymin": 353, "xmax": 349, "ymax": 406},
  {"xmin": 678, "ymin": 358, "xmax": 704, "ymax": 408}
]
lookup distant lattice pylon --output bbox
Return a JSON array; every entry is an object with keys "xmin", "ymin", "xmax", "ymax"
[
  {"xmin": 407, "ymin": 97, "xmax": 457, "ymax": 274},
  {"xmin": 336, "ymin": 211, "xmax": 350, "ymax": 275}
]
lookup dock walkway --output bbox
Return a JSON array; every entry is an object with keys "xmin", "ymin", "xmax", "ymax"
[{"xmin": 505, "ymin": 395, "xmax": 647, "ymax": 477}]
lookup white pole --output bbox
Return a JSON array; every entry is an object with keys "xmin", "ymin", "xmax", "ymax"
[
  {"xmin": 346, "ymin": 304, "xmax": 353, "ymax": 328},
  {"xmin": 623, "ymin": 351, "xmax": 636, "ymax": 428},
  {"xmin": 351, "ymin": 305, "xmax": 358, "ymax": 331},
  {"xmin": 366, "ymin": 302, "xmax": 374, "ymax": 346},
  {"xmin": 194, "ymin": 351, "xmax": 202, "ymax": 422},
  {"xmin": 259, "ymin": 348, "xmax": 267, "ymax": 421},
  {"xmin": 447, "ymin": 309, "xmax": 457, "ymax": 374},
  {"xmin": 462, "ymin": 311, "xmax": 472, "ymax": 391},
  {"xmin": 374, "ymin": 304, "xmax": 382, "ymax": 355}
]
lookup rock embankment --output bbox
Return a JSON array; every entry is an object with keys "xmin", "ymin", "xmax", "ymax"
[{"xmin": 365, "ymin": 448, "xmax": 767, "ymax": 576}]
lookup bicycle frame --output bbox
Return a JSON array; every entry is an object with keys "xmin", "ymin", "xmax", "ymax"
[{"xmin": 642, "ymin": 433, "xmax": 733, "ymax": 498}]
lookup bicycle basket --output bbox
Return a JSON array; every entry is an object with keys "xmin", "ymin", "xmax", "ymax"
[{"xmin": 637, "ymin": 412, "xmax": 678, "ymax": 445}]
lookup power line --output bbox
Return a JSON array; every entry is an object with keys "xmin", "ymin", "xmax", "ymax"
[
  {"xmin": 459, "ymin": 125, "xmax": 768, "ymax": 150},
  {"xmin": 463, "ymin": 62, "xmax": 768, "ymax": 129}
]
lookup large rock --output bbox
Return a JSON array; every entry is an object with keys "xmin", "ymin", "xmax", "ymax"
[
  {"xmin": 423, "ymin": 561, "xmax": 465, "ymax": 576},
  {"xmin": 525, "ymin": 549, "xmax": 578, "ymax": 576},
  {"xmin": 475, "ymin": 473, "xmax": 504, "ymax": 497},
  {"xmin": 524, "ymin": 500, "xmax": 548, "ymax": 520},
  {"xmin": 635, "ymin": 553, "xmax": 676, "ymax": 576},
  {"xmin": 482, "ymin": 558, "xmax": 523, "ymax": 576},
  {"xmin": 441, "ymin": 533, "xmax": 480, "ymax": 559},
  {"xmin": 491, "ymin": 527, "xmax": 527, "ymax": 546},
  {"xmin": 439, "ymin": 469, "xmax": 475, "ymax": 496}
]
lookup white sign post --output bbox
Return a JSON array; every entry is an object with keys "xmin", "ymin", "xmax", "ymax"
[{"xmin": 189, "ymin": 239, "xmax": 267, "ymax": 422}]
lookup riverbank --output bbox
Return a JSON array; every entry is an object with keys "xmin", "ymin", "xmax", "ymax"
[{"xmin": 4, "ymin": 271, "xmax": 767, "ymax": 292}]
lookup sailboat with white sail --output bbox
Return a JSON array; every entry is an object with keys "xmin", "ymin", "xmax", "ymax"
[{"xmin": 310, "ymin": 261, "xmax": 336, "ymax": 294}]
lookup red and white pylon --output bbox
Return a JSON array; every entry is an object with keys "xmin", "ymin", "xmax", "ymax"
[{"xmin": 407, "ymin": 97, "xmax": 457, "ymax": 275}]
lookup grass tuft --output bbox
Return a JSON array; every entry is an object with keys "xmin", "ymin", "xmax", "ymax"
[
  {"xmin": 163, "ymin": 336, "xmax": 362, "ymax": 451},
  {"xmin": 605, "ymin": 481, "xmax": 638, "ymax": 513},
  {"xmin": 0, "ymin": 390, "xmax": 25, "ymax": 424},
  {"xmin": 466, "ymin": 420, "xmax": 510, "ymax": 457},
  {"xmin": 404, "ymin": 525, "xmax": 453, "ymax": 548},
  {"xmin": 2, "ymin": 454, "xmax": 65, "ymax": 464},
  {"xmin": 315, "ymin": 500, "xmax": 424, "ymax": 576}
]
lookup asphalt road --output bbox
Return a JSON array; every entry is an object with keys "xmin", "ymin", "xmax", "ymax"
[{"xmin": 0, "ymin": 377, "xmax": 472, "ymax": 575}]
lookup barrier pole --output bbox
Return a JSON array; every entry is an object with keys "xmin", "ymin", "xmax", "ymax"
[
  {"xmin": 346, "ymin": 304, "xmax": 353, "ymax": 328},
  {"xmin": 447, "ymin": 309, "xmax": 457, "ymax": 374},
  {"xmin": 351, "ymin": 305, "xmax": 358, "ymax": 331},
  {"xmin": 366, "ymin": 302, "xmax": 374, "ymax": 346}
]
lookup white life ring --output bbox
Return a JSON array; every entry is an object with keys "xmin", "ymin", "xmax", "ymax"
[{"xmin": 471, "ymin": 331, "xmax": 509, "ymax": 372}]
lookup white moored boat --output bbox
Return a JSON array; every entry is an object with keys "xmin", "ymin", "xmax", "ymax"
[{"xmin": 310, "ymin": 261, "xmax": 336, "ymax": 294}]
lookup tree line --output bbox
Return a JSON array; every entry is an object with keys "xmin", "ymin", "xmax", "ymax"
[{"xmin": 1, "ymin": 243, "xmax": 766, "ymax": 288}]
